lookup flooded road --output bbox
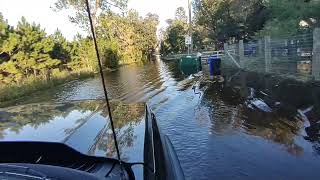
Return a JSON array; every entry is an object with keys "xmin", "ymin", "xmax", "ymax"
[{"xmin": 4, "ymin": 60, "xmax": 320, "ymax": 179}]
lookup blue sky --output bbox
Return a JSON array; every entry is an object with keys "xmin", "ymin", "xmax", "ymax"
[{"xmin": 0, "ymin": 0, "xmax": 188, "ymax": 40}]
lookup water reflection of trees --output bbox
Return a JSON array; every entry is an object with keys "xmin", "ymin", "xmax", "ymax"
[
  {"xmin": 0, "ymin": 101, "xmax": 146, "ymax": 160},
  {"xmin": 242, "ymin": 108, "xmax": 304, "ymax": 156},
  {"xmin": 94, "ymin": 102, "xmax": 145, "ymax": 160},
  {"xmin": 200, "ymin": 70, "xmax": 320, "ymax": 156},
  {"xmin": 108, "ymin": 62, "xmax": 165, "ymax": 102},
  {"xmin": 238, "ymin": 71, "xmax": 320, "ymax": 156},
  {"xmin": 0, "ymin": 102, "xmax": 96, "ymax": 138}
]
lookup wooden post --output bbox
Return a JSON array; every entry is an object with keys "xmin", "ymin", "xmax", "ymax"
[
  {"xmin": 238, "ymin": 40, "xmax": 244, "ymax": 68},
  {"xmin": 312, "ymin": 28, "xmax": 320, "ymax": 79},
  {"xmin": 264, "ymin": 36, "xmax": 271, "ymax": 72}
]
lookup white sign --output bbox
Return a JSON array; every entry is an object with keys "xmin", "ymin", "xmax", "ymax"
[{"xmin": 185, "ymin": 36, "xmax": 192, "ymax": 45}]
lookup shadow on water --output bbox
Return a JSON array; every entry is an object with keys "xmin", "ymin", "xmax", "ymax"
[{"xmin": 1, "ymin": 60, "xmax": 320, "ymax": 179}]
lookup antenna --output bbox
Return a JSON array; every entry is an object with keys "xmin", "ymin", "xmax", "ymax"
[{"xmin": 84, "ymin": 0, "xmax": 122, "ymax": 166}]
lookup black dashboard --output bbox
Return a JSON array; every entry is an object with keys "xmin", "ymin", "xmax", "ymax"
[{"xmin": 0, "ymin": 142, "xmax": 134, "ymax": 180}]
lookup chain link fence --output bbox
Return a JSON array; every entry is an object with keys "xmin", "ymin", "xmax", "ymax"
[{"xmin": 222, "ymin": 28, "xmax": 320, "ymax": 82}]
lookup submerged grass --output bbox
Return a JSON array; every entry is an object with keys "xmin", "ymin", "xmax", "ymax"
[{"xmin": 0, "ymin": 71, "xmax": 94, "ymax": 107}]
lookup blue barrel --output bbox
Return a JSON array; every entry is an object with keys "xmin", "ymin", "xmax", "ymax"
[{"xmin": 208, "ymin": 56, "xmax": 221, "ymax": 76}]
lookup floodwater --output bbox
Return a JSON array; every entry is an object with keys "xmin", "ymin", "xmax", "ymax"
[{"xmin": 3, "ymin": 59, "xmax": 320, "ymax": 179}]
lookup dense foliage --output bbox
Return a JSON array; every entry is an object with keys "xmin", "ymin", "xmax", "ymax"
[
  {"xmin": 257, "ymin": 0, "xmax": 320, "ymax": 37},
  {"xmin": 194, "ymin": 0, "xmax": 270, "ymax": 42},
  {"xmin": 161, "ymin": 0, "xmax": 320, "ymax": 54},
  {"xmin": 97, "ymin": 10, "xmax": 159, "ymax": 67},
  {"xmin": 0, "ymin": 15, "xmax": 94, "ymax": 85},
  {"xmin": 0, "ymin": 5, "xmax": 159, "ymax": 86},
  {"xmin": 53, "ymin": 0, "xmax": 128, "ymax": 29},
  {"xmin": 160, "ymin": 7, "xmax": 189, "ymax": 54},
  {"xmin": 0, "ymin": 16, "xmax": 61, "ymax": 84}
]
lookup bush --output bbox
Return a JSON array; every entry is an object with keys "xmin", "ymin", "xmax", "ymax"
[{"xmin": 104, "ymin": 48, "xmax": 119, "ymax": 68}]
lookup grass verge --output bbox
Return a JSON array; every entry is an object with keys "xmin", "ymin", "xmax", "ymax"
[{"xmin": 0, "ymin": 71, "xmax": 94, "ymax": 106}]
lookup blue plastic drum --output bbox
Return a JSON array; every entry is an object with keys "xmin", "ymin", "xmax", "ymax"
[{"xmin": 208, "ymin": 56, "xmax": 221, "ymax": 76}]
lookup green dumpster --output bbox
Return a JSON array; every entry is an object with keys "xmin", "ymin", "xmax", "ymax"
[{"xmin": 179, "ymin": 55, "xmax": 202, "ymax": 75}]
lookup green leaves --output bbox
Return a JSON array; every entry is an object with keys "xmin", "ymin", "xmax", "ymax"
[
  {"xmin": 50, "ymin": 30, "xmax": 71, "ymax": 63},
  {"xmin": 161, "ymin": 7, "xmax": 189, "ymax": 55},
  {"xmin": 193, "ymin": 0, "xmax": 319, "ymax": 41},
  {"xmin": 67, "ymin": 37, "xmax": 97, "ymax": 72},
  {"xmin": 194, "ymin": 0, "xmax": 270, "ymax": 42},
  {"xmin": 0, "ymin": 13, "xmax": 10, "ymax": 48},
  {"xmin": 53, "ymin": 0, "xmax": 129, "ymax": 30},
  {"xmin": 0, "ymin": 17, "xmax": 62, "ymax": 84},
  {"xmin": 97, "ymin": 11, "xmax": 159, "ymax": 67},
  {"xmin": 1, "ymin": 33, "xmax": 19, "ymax": 55},
  {"xmin": 258, "ymin": 0, "xmax": 320, "ymax": 37},
  {"xmin": 0, "ymin": 7, "xmax": 159, "ymax": 85},
  {"xmin": 0, "ymin": 60, "xmax": 23, "ymax": 83},
  {"xmin": 175, "ymin": 7, "xmax": 188, "ymax": 22}
]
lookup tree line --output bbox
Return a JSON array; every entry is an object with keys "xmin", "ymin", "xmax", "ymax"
[
  {"xmin": 0, "ymin": 0, "xmax": 159, "ymax": 86},
  {"xmin": 161, "ymin": 0, "xmax": 320, "ymax": 55}
]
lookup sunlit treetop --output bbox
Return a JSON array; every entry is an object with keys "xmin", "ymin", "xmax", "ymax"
[{"xmin": 53, "ymin": 0, "xmax": 128, "ymax": 29}]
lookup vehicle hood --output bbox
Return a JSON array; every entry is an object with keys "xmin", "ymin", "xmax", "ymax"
[{"xmin": 0, "ymin": 100, "xmax": 146, "ymax": 163}]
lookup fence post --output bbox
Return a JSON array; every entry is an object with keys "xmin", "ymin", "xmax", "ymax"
[
  {"xmin": 258, "ymin": 39, "xmax": 263, "ymax": 56},
  {"xmin": 312, "ymin": 28, "xmax": 320, "ymax": 79},
  {"xmin": 264, "ymin": 36, "xmax": 271, "ymax": 72},
  {"xmin": 238, "ymin": 40, "xmax": 244, "ymax": 68},
  {"xmin": 224, "ymin": 43, "xmax": 228, "ymax": 53}
]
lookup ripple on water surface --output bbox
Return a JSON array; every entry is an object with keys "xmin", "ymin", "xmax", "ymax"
[{"xmin": 9, "ymin": 60, "xmax": 320, "ymax": 180}]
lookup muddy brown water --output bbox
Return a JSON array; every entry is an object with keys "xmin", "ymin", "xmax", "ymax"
[{"xmin": 2, "ymin": 60, "xmax": 320, "ymax": 180}]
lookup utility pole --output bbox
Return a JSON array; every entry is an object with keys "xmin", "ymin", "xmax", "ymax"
[{"xmin": 187, "ymin": 0, "xmax": 192, "ymax": 55}]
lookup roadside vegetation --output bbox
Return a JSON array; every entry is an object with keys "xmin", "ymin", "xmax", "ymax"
[
  {"xmin": 0, "ymin": 0, "xmax": 159, "ymax": 104},
  {"xmin": 0, "ymin": 72, "xmax": 92, "ymax": 105},
  {"xmin": 160, "ymin": 0, "xmax": 320, "ymax": 55}
]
